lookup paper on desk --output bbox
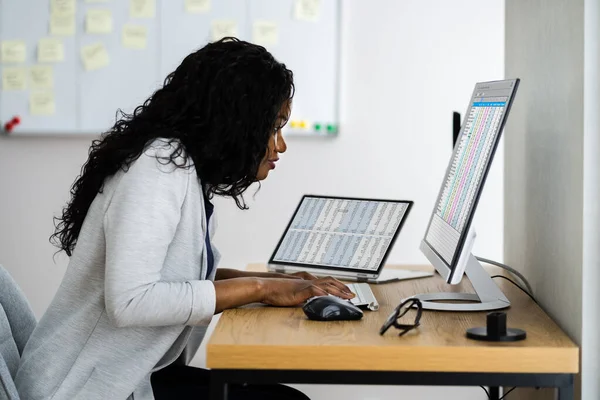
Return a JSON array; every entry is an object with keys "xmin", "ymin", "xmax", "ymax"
[
  {"xmin": 81, "ymin": 42, "xmax": 110, "ymax": 71},
  {"xmin": 252, "ymin": 21, "xmax": 278, "ymax": 46},
  {"xmin": 122, "ymin": 24, "xmax": 148, "ymax": 49},
  {"xmin": 85, "ymin": 0, "xmax": 110, "ymax": 2},
  {"xmin": 86, "ymin": 9, "xmax": 113, "ymax": 34},
  {"xmin": 130, "ymin": 0, "xmax": 155, "ymax": 18},
  {"xmin": 50, "ymin": 11, "xmax": 76, "ymax": 36},
  {"xmin": 30, "ymin": 65, "xmax": 54, "ymax": 89},
  {"xmin": 38, "ymin": 38, "xmax": 64, "ymax": 62},
  {"xmin": 293, "ymin": 0, "xmax": 321, "ymax": 22},
  {"xmin": 2, "ymin": 67, "xmax": 27, "ymax": 90},
  {"xmin": 210, "ymin": 20, "xmax": 237, "ymax": 41},
  {"xmin": 50, "ymin": 0, "xmax": 76, "ymax": 14},
  {"xmin": 1, "ymin": 40, "xmax": 26, "ymax": 63},
  {"xmin": 30, "ymin": 91, "xmax": 56, "ymax": 115},
  {"xmin": 185, "ymin": 0, "xmax": 210, "ymax": 14}
]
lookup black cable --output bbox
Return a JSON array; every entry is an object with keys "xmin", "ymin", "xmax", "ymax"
[
  {"xmin": 499, "ymin": 387, "xmax": 516, "ymax": 399},
  {"xmin": 476, "ymin": 256, "xmax": 534, "ymax": 295},
  {"xmin": 480, "ymin": 386, "xmax": 517, "ymax": 400},
  {"xmin": 480, "ymin": 386, "xmax": 490, "ymax": 399},
  {"xmin": 491, "ymin": 275, "xmax": 538, "ymax": 305}
]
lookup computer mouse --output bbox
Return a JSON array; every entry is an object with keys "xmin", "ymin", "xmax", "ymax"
[{"xmin": 302, "ymin": 296, "xmax": 363, "ymax": 321}]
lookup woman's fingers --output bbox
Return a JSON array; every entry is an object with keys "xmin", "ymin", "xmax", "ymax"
[
  {"xmin": 312, "ymin": 279, "xmax": 354, "ymax": 299},
  {"xmin": 319, "ymin": 277, "xmax": 354, "ymax": 297}
]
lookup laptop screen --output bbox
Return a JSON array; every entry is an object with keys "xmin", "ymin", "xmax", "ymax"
[{"xmin": 269, "ymin": 196, "xmax": 413, "ymax": 274}]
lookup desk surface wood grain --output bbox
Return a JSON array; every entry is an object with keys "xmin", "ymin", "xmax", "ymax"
[{"xmin": 207, "ymin": 264, "xmax": 579, "ymax": 373}]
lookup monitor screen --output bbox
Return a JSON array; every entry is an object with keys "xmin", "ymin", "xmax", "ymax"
[
  {"xmin": 270, "ymin": 196, "xmax": 412, "ymax": 273},
  {"xmin": 424, "ymin": 79, "xmax": 519, "ymax": 273}
]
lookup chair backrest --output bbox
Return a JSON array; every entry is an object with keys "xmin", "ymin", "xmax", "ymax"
[{"xmin": 0, "ymin": 265, "xmax": 36, "ymax": 400}]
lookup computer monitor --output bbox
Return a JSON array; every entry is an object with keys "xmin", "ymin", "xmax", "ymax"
[{"xmin": 416, "ymin": 79, "xmax": 520, "ymax": 311}]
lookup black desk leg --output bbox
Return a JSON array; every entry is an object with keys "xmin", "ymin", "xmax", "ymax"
[
  {"xmin": 210, "ymin": 371, "xmax": 229, "ymax": 400},
  {"xmin": 489, "ymin": 387, "xmax": 500, "ymax": 400},
  {"xmin": 557, "ymin": 382, "xmax": 574, "ymax": 400}
]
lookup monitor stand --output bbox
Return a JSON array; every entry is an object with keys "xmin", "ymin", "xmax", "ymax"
[{"xmin": 413, "ymin": 254, "xmax": 510, "ymax": 311}]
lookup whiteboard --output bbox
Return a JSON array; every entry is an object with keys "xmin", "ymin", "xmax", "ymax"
[{"xmin": 0, "ymin": 0, "xmax": 340, "ymax": 136}]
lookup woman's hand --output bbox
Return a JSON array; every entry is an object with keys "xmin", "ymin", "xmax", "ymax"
[
  {"xmin": 259, "ymin": 276, "xmax": 354, "ymax": 307},
  {"xmin": 288, "ymin": 271, "xmax": 318, "ymax": 280}
]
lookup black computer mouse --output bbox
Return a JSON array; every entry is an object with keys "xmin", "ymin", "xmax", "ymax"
[{"xmin": 302, "ymin": 296, "xmax": 363, "ymax": 321}]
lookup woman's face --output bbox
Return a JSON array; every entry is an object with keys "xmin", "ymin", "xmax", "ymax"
[{"xmin": 256, "ymin": 104, "xmax": 289, "ymax": 181}]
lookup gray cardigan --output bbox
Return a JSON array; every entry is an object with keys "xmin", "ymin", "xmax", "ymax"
[{"xmin": 15, "ymin": 139, "xmax": 219, "ymax": 400}]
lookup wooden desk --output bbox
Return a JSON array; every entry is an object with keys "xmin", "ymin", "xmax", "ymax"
[{"xmin": 207, "ymin": 264, "xmax": 579, "ymax": 400}]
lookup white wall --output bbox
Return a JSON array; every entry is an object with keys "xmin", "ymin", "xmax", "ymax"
[
  {"xmin": 0, "ymin": 1, "xmax": 504, "ymax": 399},
  {"xmin": 0, "ymin": 137, "xmax": 90, "ymax": 317},
  {"xmin": 505, "ymin": 0, "xmax": 599, "ymax": 399},
  {"xmin": 505, "ymin": 0, "xmax": 584, "ymax": 341}
]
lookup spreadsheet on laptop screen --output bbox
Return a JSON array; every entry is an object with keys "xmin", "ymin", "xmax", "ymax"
[{"xmin": 272, "ymin": 197, "xmax": 411, "ymax": 271}]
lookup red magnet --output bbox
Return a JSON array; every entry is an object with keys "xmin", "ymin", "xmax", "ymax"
[{"xmin": 4, "ymin": 116, "xmax": 21, "ymax": 133}]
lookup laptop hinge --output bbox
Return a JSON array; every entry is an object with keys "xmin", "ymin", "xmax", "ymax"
[
  {"xmin": 274, "ymin": 267, "xmax": 285, "ymax": 273},
  {"xmin": 357, "ymin": 274, "xmax": 369, "ymax": 282}
]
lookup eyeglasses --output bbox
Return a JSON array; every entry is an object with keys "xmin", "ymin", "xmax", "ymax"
[{"xmin": 379, "ymin": 297, "xmax": 423, "ymax": 337}]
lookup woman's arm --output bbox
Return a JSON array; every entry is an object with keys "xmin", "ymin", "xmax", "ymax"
[
  {"xmin": 213, "ymin": 276, "xmax": 353, "ymax": 313},
  {"xmin": 102, "ymin": 147, "xmax": 348, "ymax": 328},
  {"xmin": 215, "ymin": 268, "xmax": 315, "ymax": 281},
  {"xmin": 104, "ymin": 148, "xmax": 217, "ymax": 328}
]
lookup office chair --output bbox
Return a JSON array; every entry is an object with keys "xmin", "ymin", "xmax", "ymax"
[{"xmin": 0, "ymin": 265, "xmax": 37, "ymax": 400}]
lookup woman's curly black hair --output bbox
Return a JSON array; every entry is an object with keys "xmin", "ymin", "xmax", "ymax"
[{"xmin": 51, "ymin": 38, "xmax": 294, "ymax": 256}]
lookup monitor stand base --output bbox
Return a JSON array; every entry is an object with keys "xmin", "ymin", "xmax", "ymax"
[{"xmin": 413, "ymin": 254, "xmax": 510, "ymax": 312}]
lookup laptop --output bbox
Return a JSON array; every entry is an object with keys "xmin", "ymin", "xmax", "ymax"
[{"xmin": 267, "ymin": 195, "xmax": 433, "ymax": 310}]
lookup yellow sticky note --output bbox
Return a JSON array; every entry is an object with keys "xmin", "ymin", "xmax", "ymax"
[
  {"xmin": 50, "ymin": 12, "xmax": 76, "ymax": 36},
  {"xmin": 50, "ymin": 0, "xmax": 76, "ymax": 14},
  {"xmin": 30, "ymin": 92, "xmax": 56, "ymax": 116},
  {"xmin": 185, "ymin": 0, "xmax": 210, "ymax": 14},
  {"xmin": 38, "ymin": 38, "xmax": 65, "ymax": 63},
  {"xmin": 81, "ymin": 43, "xmax": 110, "ymax": 71},
  {"xmin": 1, "ymin": 40, "xmax": 27, "ymax": 64},
  {"xmin": 122, "ymin": 25, "xmax": 148, "ymax": 49},
  {"xmin": 252, "ymin": 21, "xmax": 279, "ymax": 46},
  {"xmin": 210, "ymin": 20, "xmax": 237, "ymax": 41},
  {"xmin": 30, "ymin": 66, "xmax": 54, "ymax": 89},
  {"xmin": 130, "ymin": 0, "xmax": 155, "ymax": 18},
  {"xmin": 2, "ymin": 67, "xmax": 27, "ymax": 90},
  {"xmin": 86, "ymin": 9, "xmax": 113, "ymax": 34},
  {"xmin": 293, "ymin": 0, "xmax": 321, "ymax": 22}
]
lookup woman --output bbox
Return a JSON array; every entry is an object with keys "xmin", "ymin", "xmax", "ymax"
[{"xmin": 14, "ymin": 38, "xmax": 354, "ymax": 400}]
